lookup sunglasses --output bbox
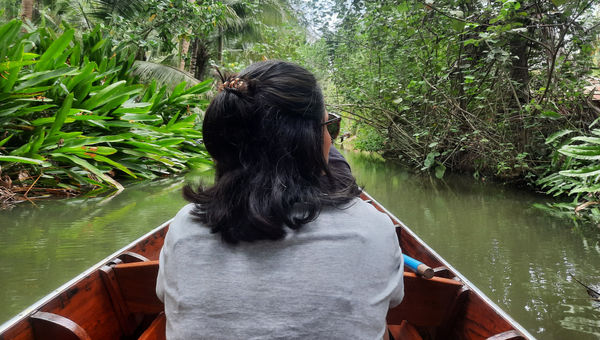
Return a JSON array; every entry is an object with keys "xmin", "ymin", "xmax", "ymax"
[{"xmin": 322, "ymin": 112, "xmax": 341, "ymax": 140}]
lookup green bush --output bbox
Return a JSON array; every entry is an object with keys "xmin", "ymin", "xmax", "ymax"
[
  {"xmin": 353, "ymin": 124, "xmax": 386, "ymax": 153},
  {"xmin": 537, "ymin": 127, "xmax": 600, "ymax": 218},
  {"xmin": 0, "ymin": 20, "xmax": 212, "ymax": 193}
]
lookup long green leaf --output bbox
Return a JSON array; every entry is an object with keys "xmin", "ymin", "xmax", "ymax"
[
  {"xmin": 87, "ymin": 154, "xmax": 137, "ymax": 178},
  {"xmin": 14, "ymin": 67, "xmax": 78, "ymax": 91},
  {"xmin": 42, "ymin": 131, "xmax": 84, "ymax": 148},
  {"xmin": 0, "ymin": 103, "xmax": 30, "ymax": 118},
  {"xmin": 570, "ymin": 184, "xmax": 600, "ymax": 195},
  {"xmin": 49, "ymin": 93, "xmax": 74, "ymax": 136},
  {"xmin": 154, "ymin": 137, "xmax": 185, "ymax": 147},
  {"xmin": 559, "ymin": 145, "xmax": 600, "ymax": 160},
  {"xmin": 0, "ymin": 20, "xmax": 22, "ymax": 52},
  {"xmin": 29, "ymin": 128, "xmax": 46, "ymax": 155},
  {"xmin": 119, "ymin": 113, "xmax": 162, "ymax": 122},
  {"xmin": 36, "ymin": 29, "xmax": 75, "ymax": 71},
  {"xmin": 80, "ymin": 80, "xmax": 126, "ymax": 110},
  {"xmin": 571, "ymin": 136, "xmax": 600, "ymax": 145},
  {"xmin": 560, "ymin": 165, "xmax": 600, "ymax": 178},
  {"xmin": 0, "ymin": 155, "xmax": 48, "ymax": 165},
  {"xmin": 10, "ymin": 104, "xmax": 57, "ymax": 118},
  {"xmin": 50, "ymin": 152, "xmax": 123, "ymax": 190},
  {"xmin": 67, "ymin": 61, "xmax": 95, "ymax": 91},
  {"xmin": 181, "ymin": 78, "xmax": 213, "ymax": 96},
  {"xmin": 1, "ymin": 43, "xmax": 24, "ymax": 92},
  {"xmin": 545, "ymin": 129, "xmax": 573, "ymax": 144},
  {"xmin": 61, "ymin": 135, "xmax": 129, "ymax": 148},
  {"xmin": 54, "ymin": 145, "xmax": 117, "ymax": 155},
  {"xmin": 0, "ymin": 60, "xmax": 37, "ymax": 73},
  {"xmin": 0, "ymin": 135, "xmax": 13, "ymax": 147}
]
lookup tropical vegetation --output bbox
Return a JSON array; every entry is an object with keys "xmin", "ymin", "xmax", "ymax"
[
  {"xmin": 0, "ymin": 19, "xmax": 212, "ymax": 200},
  {"xmin": 1, "ymin": 0, "xmax": 600, "ymax": 220},
  {"xmin": 0, "ymin": 0, "xmax": 301, "ymax": 206},
  {"xmin": 298, "ymin": 0, "xmax": 600, "ymax": 218}
]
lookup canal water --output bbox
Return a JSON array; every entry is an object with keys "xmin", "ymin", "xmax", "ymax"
[{"xmin": 1, "ymin": 150, "xmax": 599, "ymax": 339}]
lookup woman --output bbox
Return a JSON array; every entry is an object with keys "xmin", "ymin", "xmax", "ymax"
[{"xmin": 156, "ymin": 60, "xmax": 404, "ymax": 339}]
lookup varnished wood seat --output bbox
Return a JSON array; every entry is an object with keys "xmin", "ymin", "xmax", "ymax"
[
  {"xmin": 100, "ymin": 259, "xmax": 163, "ymax": 338},
  {"xmin": 138, "ymin": 313, "xmax": 166, "ymax": 340},
  {"xmin": 386, "ymin": 272, "xmax": 466, "ymax": 339}
]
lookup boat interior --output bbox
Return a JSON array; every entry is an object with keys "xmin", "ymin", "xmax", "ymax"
[{"xmin": 1, "ymin": 198, "xmax": 530, "ymax": 340}]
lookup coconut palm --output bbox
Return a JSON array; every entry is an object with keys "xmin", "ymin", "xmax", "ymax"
[
  {"xmin": 20, "ymin": 0, "xmax": 34, "ymax": 20},
  {"xmin": 34, "ymin": 0, "xmax": 299, "ymax": 86},
  {"xmin": 189, "ymin": 0, "xmax": 294, "ymax": 79}
]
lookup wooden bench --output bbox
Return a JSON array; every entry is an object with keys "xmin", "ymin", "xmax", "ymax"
[
  {"xmin": 387, "ymin": 272, "xmax": 466, "ymax": 339},
  {"xmin": 100, "ymin": 258, "xmax": 164, "ymax": 338},
  {"xmin": 25, "ymin": 255, "xmax": 164, "ymax": 340}
]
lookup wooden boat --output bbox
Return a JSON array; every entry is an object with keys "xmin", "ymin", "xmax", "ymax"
[{"xmin": 0, "ymin": 192, "xmax": 535, "ymax": 340}]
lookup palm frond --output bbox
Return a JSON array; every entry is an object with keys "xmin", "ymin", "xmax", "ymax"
[
  {"xmin": 88, "ymin": 0, "xmax": 146, "ymax": 21},
  {"xmin": 131, "ymin": 60, "xmax": 200, "ymax": 90}
]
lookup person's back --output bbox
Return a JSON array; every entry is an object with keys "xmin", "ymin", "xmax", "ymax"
[
  {"xmin": 157, "ymin": 199, "xmax": 403, "ymax": 339},
  {"xmin": 156, "ymin": 60, "xmax": 404, "ymax": 339}
]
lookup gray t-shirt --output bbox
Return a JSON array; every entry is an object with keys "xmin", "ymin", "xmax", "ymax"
[{"xmin": 156, "ymin": 198, "xmax": 404, "ymax": 340}]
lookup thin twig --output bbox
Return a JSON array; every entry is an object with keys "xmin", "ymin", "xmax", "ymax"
[{"xmin": 23, "ymin": 173, "xmax": 42, "ymax": 199}]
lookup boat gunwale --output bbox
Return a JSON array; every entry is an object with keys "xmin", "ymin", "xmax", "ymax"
[
  {"xmin": 362, "ymin": 191, "xmax": 536, "ymax": 339},
  {"xmin": 0, "ymin": 219, "xmax": 172, "ymax": 334}
]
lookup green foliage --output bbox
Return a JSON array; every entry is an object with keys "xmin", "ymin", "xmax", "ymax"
[
  {"xmin": 91, "ymin": 0, "xmax": 226, "ymax": 56},
  {"xmin": 537, "ymin": 126, "xmax": 600, "ymax": 218},
  {"xmin": 304, "ymin": 0, "xmax": 599, "ymax": 181},
  {"xmin": 0, "ymin": 20, "xmax": 212, "ymax": 192},
  {"xmin": 352, "ymin": 124, "xmax": 386, "ymax": 153}
]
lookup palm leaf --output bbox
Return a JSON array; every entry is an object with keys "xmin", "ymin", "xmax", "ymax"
[
  {"xmin": 88, "ymin": 0, "xmax": 146, "ymax": 21},
  {"xmin": 130, "ymin": 60, "xmax": 200, "ymax": 89}
]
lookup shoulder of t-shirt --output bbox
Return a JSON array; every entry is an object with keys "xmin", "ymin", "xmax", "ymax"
[
  {"xmin": 339, "ymin": 198, "xmax": 396, "ymax": 230},
  {"xmin": 167, "ymin": 203, "xmax": 203, "ymax": 240}
]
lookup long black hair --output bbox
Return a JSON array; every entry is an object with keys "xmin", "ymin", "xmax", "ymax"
[{"xmin": 183, "ymin": 60, "xmax": 360, "ymax": 244}]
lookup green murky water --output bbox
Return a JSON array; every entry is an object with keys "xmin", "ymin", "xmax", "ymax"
[{"xmin": 1, "ymin": 150, "xmax": 599, "ymax": 339}]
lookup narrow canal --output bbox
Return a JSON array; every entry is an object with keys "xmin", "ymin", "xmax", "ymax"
[{"xmin": 1, "ymin": 149, "xmax": 599, "ymax": 339}]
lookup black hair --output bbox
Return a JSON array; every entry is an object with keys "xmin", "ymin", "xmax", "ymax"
[{"xmin": 183, "ymin": 60, "xmax": 361, "ymax": 244}]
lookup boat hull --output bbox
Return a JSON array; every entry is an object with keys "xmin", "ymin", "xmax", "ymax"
[{"xmin": 0, "ymin": 193, "xmax": 535, "ymax": 340}]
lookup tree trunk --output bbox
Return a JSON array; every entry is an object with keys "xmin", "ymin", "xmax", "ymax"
[
  {"xmin": 217, "ymin": 27, "xmax": 224, "ymax": 64},
  {"xmin": 509, "ymin": 35, "xmax": 530, "ymax": 105},
  {"xmin": 135, "ymin": 47, "xmax": 146, "ymax": 61},
  {"xmin": 20, "ymin": 0, "xmax": 34, "ymax": 21},
  {"xmin": 193, "ymin": 40, "xmax": 210, "ymax": 81},
  {"xmin": 179, "ymin": 0, "xmax": 195, "ymax": 71},
  {"xmin": 189, "ymin": 39, "xmax": 199, "ymax": 74},
  {"xmin": 180, "ymin": 35, "xmax": 191, "ymax": 70}
]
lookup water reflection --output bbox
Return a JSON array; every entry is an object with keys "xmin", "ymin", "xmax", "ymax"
[
  {"xmin": 0, "ymin": 177, "xmax": 191, "ymax": 323},
  {"xmin": 341, "ymin": 149, "xmax": 600, "ymax": 339}
]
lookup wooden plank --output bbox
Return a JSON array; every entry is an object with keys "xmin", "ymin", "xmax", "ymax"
[
  {"xmin": 30, "ymin": 311, "xmax": 91, "ymax": 340},
  {"xmin": 452, "ymin": 292, "xmax": 514, "ymax": 340},
  {"xmin": 113, "ymin": 261, "xmax": 163, "ymax": 314},
  {"xmin": 127, "ymin": 226, "xmax": 169, "ymax": 261},
  {"xmin": 387, "ymin": 272, "xmax": 463, "ymax": 327},
  {"xmin": 40, "ymin": 271, "xmax": 123, "ymax": 340},
  {"xmin": 388, "ymin": 321, "xmax": 421, "ymax": 340},
  {"xmin": 388, "ymin": 320, "xmax": 423, "ymax": 340},
  {"xmin": 118, "ymin": 251, "xmax": 150, "ymax": 263},
  {"xmin": 0, "ymin": 321, "xmax": 34, "ymax": 340},
  {"xmin": 138, "ymin": 313, "xmax": 166, "ymax": 340},
  {"xmin": 100, "ymin": 264, "xmax": 136, "ymax": 336}
]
